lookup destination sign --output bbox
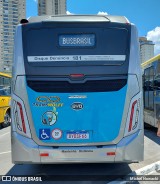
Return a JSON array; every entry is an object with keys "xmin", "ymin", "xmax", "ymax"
[
  {"xmin": 59, "ymin": 34, "xmax": 95, "ymax": 47},
  {"xmin": 27, "ymin": 55, "xmax": 126, "ymax": 62}
]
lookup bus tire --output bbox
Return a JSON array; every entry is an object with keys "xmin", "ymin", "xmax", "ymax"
[{"xmin": 2, "ymin": 111, "xmax": 11, "ymax": 128}]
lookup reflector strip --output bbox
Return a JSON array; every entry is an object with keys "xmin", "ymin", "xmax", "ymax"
[
  {"xmin": 107, "ymin": 152, "xmax": 116, "ymax": 156},
  {"xmin": 128, "ymin": 100, "xmax": 137, "ymax": 132},
  {"xmin": 17, "ymin": 102, "xmax": 26, "ymax": 133},
  {"xmin": 40, "ymin": 153, "xmax": 49, "ymax": 157}
]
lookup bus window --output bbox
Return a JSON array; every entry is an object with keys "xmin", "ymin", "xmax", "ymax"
[
  {"xmin": 144, "ymin": 68, "xmax": 150, "ymax": 109},
  {"xmin": 154, "ymin": 61, "xmax": 160, "ymax": 88},
  {"xmin": 148, "ymin": 67, "xmax": 154, "ymax": 110},
  {"xmin": 4, "ymin": 77, "xmax": 11, "ymax": 86},
  {"xmin": 144, "ymin": 67, "xmax": 154, "ymax": 110},
  {"xmin": 0, "ymin": 76, "xmax": 3, "ymax": 86}
]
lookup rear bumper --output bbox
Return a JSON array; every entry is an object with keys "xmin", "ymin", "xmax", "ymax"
[{"xmin": 11, "ymin": 129, "xmax": 143, "ymax": 164}]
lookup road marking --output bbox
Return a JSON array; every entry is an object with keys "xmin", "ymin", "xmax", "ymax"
[
  {"xmin": 0, "ymin": 132, "xmax": 10, "ymax": 138},
  {"xmin": 0, "ymin": 151, "xmax": 11, "ymax": 155}
]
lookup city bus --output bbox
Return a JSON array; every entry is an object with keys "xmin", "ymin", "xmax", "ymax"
[
  {"xmin": 141, "ymin": 54, "xmax": 160, "ymax": 129},
  {"xmin": 0, "ymin": 72, "xmax": 11, "ymax": 128},
  {"xmin": 11, "ymin": 15, "xmax": 143, "ymax": 164}
]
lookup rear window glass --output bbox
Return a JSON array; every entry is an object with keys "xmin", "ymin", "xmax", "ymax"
[{"xmin": 23, "ymin": 24, "xmax": 129, "ymax": 66}]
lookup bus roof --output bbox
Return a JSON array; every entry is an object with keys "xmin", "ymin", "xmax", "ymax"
[
  {"xmin": 0, "ymin": 72, "xmax": 11, "ymax": 78},
  {"xmin": 27, "ymin": 15, "xmax": 130, "ymax": 24},
  {"xmin": 141, "ymin": 54, "xmax": 160, "ymax": 68}
]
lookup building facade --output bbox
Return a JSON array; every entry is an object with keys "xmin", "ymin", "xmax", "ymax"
[
  {"xmin": 0, "ymin": 0, "xmax": 26, "ymax": 73},
  {"xmin": 38, "ymin": 0, "xmax": 66, "ymax": 16},
  {"xmin": 139, "ymin": 37, "xmax": 155, "ymax": 64}
]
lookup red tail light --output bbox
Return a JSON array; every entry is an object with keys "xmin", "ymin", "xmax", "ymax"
[
  {"xmin": 70, "ymin": 74, "xmax": 84, "ymax": 78},
  {"xmin": 40, "ymin": 153, "xmax": 49, "ymax": 157},
  {"xmin": 128, "ymin": 100, "xmax": 137, "ymax": 132},
  {"xmin": 17, "ymin": 102, "xmax": 26, "ymax": 133},
  {"xmin": 106, "ymin": 152, "xmax": 116, "ymax": 156}
]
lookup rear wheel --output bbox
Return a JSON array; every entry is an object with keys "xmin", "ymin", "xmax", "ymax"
[{"xmin": 2, "ymin": 112, "xmax": 11, "ymax": 128}]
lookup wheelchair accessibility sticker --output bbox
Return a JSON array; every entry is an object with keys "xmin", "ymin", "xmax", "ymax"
[{"xmin": 39, "ymin": 129, "xmax": 51, "ymax": 140}]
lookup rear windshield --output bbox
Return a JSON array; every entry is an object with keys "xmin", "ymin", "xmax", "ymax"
[{"xmin": 22, "ymin": 22, "xmax": 130, "ymax": 67}]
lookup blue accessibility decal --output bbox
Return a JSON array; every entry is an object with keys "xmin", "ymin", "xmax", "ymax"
[{"xmin": 39, "ymin": 129, "xmax": 51, "ymax": 140}]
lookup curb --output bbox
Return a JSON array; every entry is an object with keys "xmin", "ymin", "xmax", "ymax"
[{"xmin": 107, "ymin": 160, "xmax": 160, "ymax": 184}]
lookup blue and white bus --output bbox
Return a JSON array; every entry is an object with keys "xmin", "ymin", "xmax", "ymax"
[{"xmin": 11, "ymin": 15, "xmax": 143, "ymax": 163}]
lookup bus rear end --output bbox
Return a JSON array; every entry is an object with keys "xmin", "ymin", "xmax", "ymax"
[{"xmin": 11, "ymin": 15, "xmax": 143, "ymax": 164}]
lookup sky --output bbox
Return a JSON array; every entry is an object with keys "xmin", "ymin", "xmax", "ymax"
[{"xmin": 27, "ymin": 0, "xmax": 160, "ymax": 55}]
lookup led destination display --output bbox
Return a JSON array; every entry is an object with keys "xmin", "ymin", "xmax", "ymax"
[{"xmin": 59, "ymin": 34, "xmax": 95, "ymax": 47}]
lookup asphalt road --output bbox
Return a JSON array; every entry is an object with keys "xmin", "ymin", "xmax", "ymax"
[{"xmin": 0, "ymin": 126, "xmax": 160, "ymax": 183}]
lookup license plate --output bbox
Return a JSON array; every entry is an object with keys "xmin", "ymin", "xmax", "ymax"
[{"xmin": 67, "ymin": 132, "xmax": 89, "ymax": 140}]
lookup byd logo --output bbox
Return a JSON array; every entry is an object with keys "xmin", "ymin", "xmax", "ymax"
[{"xmin": 71, "ymin": 102, "xmax": 83, "ymax": 110}]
